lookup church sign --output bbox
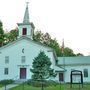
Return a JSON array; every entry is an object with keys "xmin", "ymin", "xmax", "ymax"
[{"xmin": 70, "ymin": 70, "xmax": 83, "ymax": 88}]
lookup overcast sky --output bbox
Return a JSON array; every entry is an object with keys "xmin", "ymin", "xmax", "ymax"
[{"xmin": 0, "ymin": 0, "xmax": 90, "ymax": 55}]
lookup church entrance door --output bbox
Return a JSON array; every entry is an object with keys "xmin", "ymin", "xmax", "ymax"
[{"xmin": 20, "ymin": 68, "xmax": 26, "ymax": 79}]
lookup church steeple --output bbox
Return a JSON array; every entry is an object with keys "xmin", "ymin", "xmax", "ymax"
[
  {"xmin": 17, "ymin": 2, "xmax": 35, "ymax": 39},
  {"xmin": 23, "ymin": 2, "xmax": 30, "ymax": 23}
]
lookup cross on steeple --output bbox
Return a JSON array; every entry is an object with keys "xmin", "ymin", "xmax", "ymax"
[{"xmin": 23, "ymin": 2, "xmax": 30, "ymax": 23}]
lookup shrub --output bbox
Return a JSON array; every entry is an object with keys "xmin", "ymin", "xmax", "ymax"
[
  {"xmin": 27, "ymin": 79, "xmax": 42, "ymax": 87},
  {"xmin": 46, "ymin": 80, "xmax": 59, "ymax": 86},
  {"xmin": 0, "ymin": 79, "xmax": 14, "ymax": 85},
  {"xmin": 27, "ymin": 79, "xmax": 59, "ymax": 87}
]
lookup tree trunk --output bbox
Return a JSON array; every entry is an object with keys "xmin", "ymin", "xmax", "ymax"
[{"xmin": 41, "ymin": 79, "xmax": 44, "ymax": 90}]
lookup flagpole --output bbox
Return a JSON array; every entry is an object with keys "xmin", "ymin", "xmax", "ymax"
[
  {"xmin": 61, "ymin": 39, "xmax": 65, "ymax": 70},
  {"xmin": 61, "ymin": 39, "xmax": 65, "ymax": 88}
]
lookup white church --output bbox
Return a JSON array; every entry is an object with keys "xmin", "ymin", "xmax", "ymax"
[{"xmin": 0, "ymin": 3, "xmax": 90, "ymax": 83}]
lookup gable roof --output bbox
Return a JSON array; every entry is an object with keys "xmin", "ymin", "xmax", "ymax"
[
  {"xmin": 0, "ymin": 36, "xmax": 53, "ymax": 51},
  {"xmin": 58, "ymin": 56, "xmax": 90, "ymax": 66},
  {"xmin": 0, "ymin": 36, "xmax": 58, "ymax": 61}
]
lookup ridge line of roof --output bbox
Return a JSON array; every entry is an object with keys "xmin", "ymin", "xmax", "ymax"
[
  {"xmin": 0, "ymin": 36, "xmax": 53, "ymax": 51},
  {"xmin": 58, "ymin": 56, "xmax": 90, "ymax": 58}
]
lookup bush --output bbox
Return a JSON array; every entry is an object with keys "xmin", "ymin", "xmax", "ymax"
[
  {"xmin": 27, "ymin": 79, "xmax": 59, "ymax": 87},
  {"xmin": 46, "ymin": 80, "xmax": 59, "ymax": 86},
  {"xmin": 0, "ymin": 79, "xmax": 14, "ymax": 85},
  {"xmin": 27, "ymin": 79, "xmax": 42, "ymax": 87}
]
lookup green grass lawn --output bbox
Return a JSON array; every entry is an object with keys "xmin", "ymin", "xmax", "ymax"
[
  {"xmin": 64, "ymin": 83, "xmax": 90, "ymax": 90},
  {"xmin": 10, "ymin": 83, "xmax": 90, "ymax": 90},
  {"xmin": 0, "ymin": 84, "xmax": 3, "ymax": 88},
  {"xmin": 10, "ymin": 84, "xmax": 64, "ymax": 90}
]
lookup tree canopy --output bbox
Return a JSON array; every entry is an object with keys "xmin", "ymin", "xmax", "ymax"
[
  {"xmin": 0, "ymin": 21, "xmax": 4, "ymax": 47},
  {"xmin": 33, "ymin": 31, "xmax": 77, "ymax": 57},
  {"xmin": 63, "ymin": 47, "xmax": 76, "ymax": 56},
  {"xmin": 4, "ymin": 28, "xmax": 18, "ymax": 44}
]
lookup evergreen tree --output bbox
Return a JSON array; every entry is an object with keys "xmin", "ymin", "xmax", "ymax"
[
  {"xmin": 30, "ymin": 51, "xmax": 56, "ymax": 80},
  {"xmin": 30, "ymin": 51, "xmax": 56, "ymax": 90}
]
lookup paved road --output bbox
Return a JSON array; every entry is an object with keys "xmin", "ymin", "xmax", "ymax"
[{"xmin": 0, "ymin": 84, "xmax": 19, "ymax": 90}]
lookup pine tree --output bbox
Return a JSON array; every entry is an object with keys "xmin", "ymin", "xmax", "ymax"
[
  {"xmin": 31, "ymin": 51, "xmax": 56, "ymax": 80},
  {"xmin": 30, "ymin": 51, "xmax": 56, "ymax": 90}
]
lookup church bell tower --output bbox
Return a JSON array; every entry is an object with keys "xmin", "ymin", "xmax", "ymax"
[{"xmin": 17, "ymin": 2, "xmax": 35, "ymax": 39}]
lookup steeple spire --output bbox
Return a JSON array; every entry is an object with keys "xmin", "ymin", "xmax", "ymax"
[
  {"xmin": 23, "ymin": 2, "xmax": 30, "ymax": 23},
  {"xmin": 18, "ymin": 2, "xmax": 35, "ymax": 39}
]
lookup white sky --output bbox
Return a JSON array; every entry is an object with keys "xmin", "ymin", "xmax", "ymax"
[{"xmin": 0, "ymin": 0, "xmax": 90, "ymax": 55}]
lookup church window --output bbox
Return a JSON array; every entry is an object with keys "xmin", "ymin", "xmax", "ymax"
[
  {"xmin": 22, "ymin": 28, "xmax": 27, "ymax": 35},
  {"xmin": 4, "ymin": 68, "xmax": 9, "ymax": 75},
  {"xmin": 21, "ymin": 56, "xmax": 26, "ymax": 63},
  {"xmin": 5, "ymin": 56, "xmax": 9, "ymax": 64},
  {"xmin": 83, "ymin": 69, "xmax": 88, "ymax": 77}
]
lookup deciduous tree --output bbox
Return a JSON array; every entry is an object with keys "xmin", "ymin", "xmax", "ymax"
[{"xmin": 0, "ymin": 21, "xmax": 4, "ymax": 47}]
